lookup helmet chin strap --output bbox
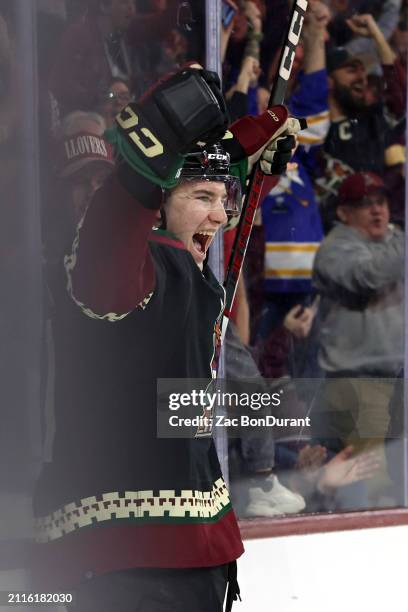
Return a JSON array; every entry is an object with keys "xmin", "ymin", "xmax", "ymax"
[{"xmin": 159, "ymin": 208, "xmax": 167, "ymax": 230}]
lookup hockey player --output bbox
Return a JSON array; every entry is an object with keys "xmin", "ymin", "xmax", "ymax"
[{"xmin": 33, "ymin": 66, "xmax": 301, "ymax": 611}]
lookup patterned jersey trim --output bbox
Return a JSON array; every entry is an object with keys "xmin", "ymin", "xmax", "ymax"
[
  {"xmin": 35, "ymin": 478, "xmax": 231, "ymax": 543},
  {"xmin": 64, "ymin": 213, "xmax": 153, "ymax": 322}
]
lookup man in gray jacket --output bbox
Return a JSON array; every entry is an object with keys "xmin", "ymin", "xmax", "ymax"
[{"xmin": 313, "ymin": 171, "xmax": 404, "ymax": 505}]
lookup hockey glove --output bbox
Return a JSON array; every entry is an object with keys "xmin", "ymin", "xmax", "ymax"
[
  {"xmin": 225, "ymin": 106, "xmax": 306, "ymax": 176},
  {"xmin": 114, "ymin": 65, "xmax": 229, "ymax": 186}
]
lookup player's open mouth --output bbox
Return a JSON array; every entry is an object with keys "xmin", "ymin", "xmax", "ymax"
[{"xmin": 192, "ymin": 232, "xmax": 215, "ymax": 258}]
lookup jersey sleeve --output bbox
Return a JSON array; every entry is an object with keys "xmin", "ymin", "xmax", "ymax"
[
  {"xmin": 66, "ymin": 173, "xmax": 159, "ymax": 322},
  {"xmin": 288, "ymin": 69, "xmax": 330, "ymax": 151},
  {"xmin": 313, "ymin": 230, "xmax": 404, "ymax": 295}
]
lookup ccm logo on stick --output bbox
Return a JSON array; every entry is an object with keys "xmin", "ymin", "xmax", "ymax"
[{"xmin": 279, "ymin": 0, "xmax": 308, "ymax": 82}]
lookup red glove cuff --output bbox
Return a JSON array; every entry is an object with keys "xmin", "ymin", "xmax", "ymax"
[{"xmin": 229, "ymin": 105, "xmax": 289, "ymax": 156}]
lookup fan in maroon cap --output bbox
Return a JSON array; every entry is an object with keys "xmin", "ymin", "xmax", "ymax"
[
  {"xmin": 45, "ymin": 112, "xmax": 115, "ymax": 265},
  {"xmin": 312, "ymin": 169, "xmax": 403, "ymax": 506},
  {"xmin": 336, "ymin": 171, "xmax": 390, "ymax": 241}
]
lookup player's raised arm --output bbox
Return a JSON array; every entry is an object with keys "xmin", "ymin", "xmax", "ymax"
[{"xmin": 68, "ymin": 65, "xmax": 229, "ymax": 319}]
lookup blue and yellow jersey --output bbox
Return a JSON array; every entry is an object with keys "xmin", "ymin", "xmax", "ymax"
[{"xmin": 261, "ymin": 69, "xmax": 328, "ymax": 293}]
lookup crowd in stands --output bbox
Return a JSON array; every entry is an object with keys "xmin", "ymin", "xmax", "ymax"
[
  {"xmin": 1, "ymin": 0, "xmax": 407, "ymax": 518},
  {"xmin": 217, "ymin": 0, "xmax": 404, "ymax": 517}
]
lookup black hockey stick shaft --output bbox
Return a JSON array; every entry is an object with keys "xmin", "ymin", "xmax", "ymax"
[{"xmin": 222, "ymin": 0, "xmax": 309, "ymax": 340}]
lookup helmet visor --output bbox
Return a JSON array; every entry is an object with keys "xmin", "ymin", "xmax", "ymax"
[{"xmin": 177, "ymin": 174, "xmax": 242, "ymax": 216}]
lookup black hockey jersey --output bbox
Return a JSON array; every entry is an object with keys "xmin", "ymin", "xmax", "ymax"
[{"xmin": 33, "ymin": 174, "xmax": 244, "ymax": 589}]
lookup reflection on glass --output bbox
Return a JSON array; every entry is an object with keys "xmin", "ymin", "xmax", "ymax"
[{"xmin": 223, "ymin": 0, "xmax": 407, "ymax": 518}]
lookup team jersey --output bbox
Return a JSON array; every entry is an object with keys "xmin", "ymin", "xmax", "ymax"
[
  {"xmin": 315, "ymin": 101, "xmax": 394, "ymax": 205},
  {"xmin": 32, "ymin": 174, "xmax": 244, "ymax": 589},
  {"xmin": 261, "ymin": 70, "xmax": 327, "ymax": 293},
  {"xmin": 261, "ymin": 165, "xmax": 323, "ymax": 293},
  {"xmin": 32, "ymin": 104, "xmax": 294, "ymax": 589}
]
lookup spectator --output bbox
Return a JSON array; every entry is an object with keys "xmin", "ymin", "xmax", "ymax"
[
  {"xmin": 258, "ymin": 0, "xmax": 289, "ymax": 89},
  {"xmin": 327, "ymin": 0, "xmax": 384, "ymax": 47},
  {"xmin": 315, "ymin": 28, "xmax": 403, "ymax": 215},
  {"xmin": 324, "ymin": 48, "xmax": 384, "ymax": 175},
  {"xmin": 312, "ymin": 171, "xmax": 404, "ymax": 504},
  {"xmin": 96, "ymin": 77, "xmax": 132, "ymax": 127},
  {"xmin": 50, "ymin": 0, "xmax": 180, "ymax": 115},
  {"xmin": 345, "ymin": 12, "xmax": 406, "ymax": 118},
  {"xmin": 45, "ymin": 111, "xmax": 115, "ymax": 263},
  {"xmin": 225, "ymin": 55, "xmax": 260, "ymax": 121},
  {"xmin": 345, "ymin": 12, "xmax": 397, "ymax": 71},
  {"xmin": 323, "ymin": 13, "xmax": 404, "ymax": 177},
  {"xmin": 220, "ymin": 0, "xmax": 239, "ymax": 64},
  {"xmin": 226, "ymin": 321, "xmax": 306, "ymax": 519},
  {"xmin": 242, "ymin": 1, "xmax": 263, "ymax": 62},
  {"xmin": 223, "ymin": 236, "xmax": 305, "ymax": 519},
  {"xmin": 253, "ymin": 0, "xmax": 330, "ymax": 374},
  {"xmin": 222, "ymin": 0, "xmax": 263, "ymax": 120},
  {"xmin": 345, "ymin": 0, "xmax": 402, "ymax": 70},
  {"xmin": 160, "ymin": 27, "xmax": 189, "ymax": 68},
  {"xmin": 58, "ymin": 112, "xmax": 114, "ymax": 221},
  {"xmin": 258, "ymin": 0, "xmax": 328, "ymax": 109},
  {"xmin": 223, "ymin": 0, "xmax": 265, "ymax": 95}
]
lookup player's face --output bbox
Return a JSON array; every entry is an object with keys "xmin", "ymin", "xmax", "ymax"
[
  {"xmin": 331, "ymin": 62, "xmax": 368, "ymax": 109},
  {"xmin": 337, "ymin": 192, "xmax": 390, "ymax": 240},
  {"xmin": 165, "ymin": 180, "xmax": 228, "ymax": 270}
]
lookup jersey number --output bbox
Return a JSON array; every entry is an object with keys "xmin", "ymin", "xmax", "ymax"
[{"xmin": 117, "ymin": 106, "xmax": 164, "ymax": 158}]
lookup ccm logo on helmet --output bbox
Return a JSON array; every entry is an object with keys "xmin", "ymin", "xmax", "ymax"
[
  {"xmin": 279, "ymin": 0, "xmax": 308, "ymax": 82},
  {"xmin": 207, "ymin": 153, "xmax": 229, "ymax": 161}
]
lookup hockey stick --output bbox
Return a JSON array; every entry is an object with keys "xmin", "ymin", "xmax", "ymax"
[{"xmin": 221, "ymin": 0, "xmax": 309, "ymax": 341}]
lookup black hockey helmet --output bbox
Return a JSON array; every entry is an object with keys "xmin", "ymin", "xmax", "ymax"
[
  {"xmin": 180, "ymin": 142, "xmax": 230, "ymax": 177},
  {"xmin": 174, "ymin": 142, "xmax": 242, "ymax": 216}
]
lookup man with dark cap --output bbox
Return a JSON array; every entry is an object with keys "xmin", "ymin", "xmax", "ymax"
[
  {"xmin": 324, "ymin": 47, "xmax": 386, "ymax": 176},
  {"xmin": 315, "ymin": 20, "xmax": 403, "ymax": 223}
]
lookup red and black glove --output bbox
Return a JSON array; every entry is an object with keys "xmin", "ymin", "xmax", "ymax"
[{"xmin": 224, "ymin": 105, "xmax": 306, "ymax": 175}]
